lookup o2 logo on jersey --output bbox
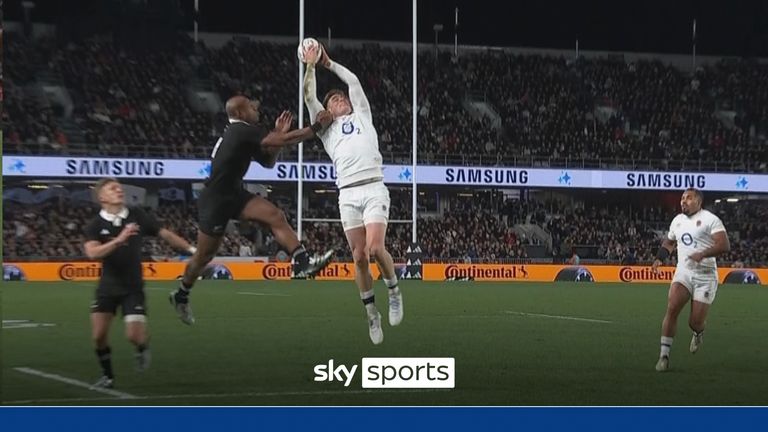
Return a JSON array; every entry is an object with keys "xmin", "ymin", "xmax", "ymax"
[
  {"xmin": 680, "ymin": 233, "xmax": 694, "ymax": 246},
  {"xmin": 341, "ymin": 121, "xmax": 355, "ymax": 135}
]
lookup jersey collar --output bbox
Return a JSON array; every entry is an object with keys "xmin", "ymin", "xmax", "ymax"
[{"xmin": 100, "ymin": 207, "xmax": 130, "ymax": 227}]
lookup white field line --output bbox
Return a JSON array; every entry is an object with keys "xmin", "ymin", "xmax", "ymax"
[
  {"xmin": 13, "ymin": 367, "xmax": 138, "ymax": 399},
  {"xmin": 237, "ymin": 292, "xmax": 292, "ymax": 297},
  {"xmin": 504, "ymin": 311, "xmax": 613, "ymax": 324}
]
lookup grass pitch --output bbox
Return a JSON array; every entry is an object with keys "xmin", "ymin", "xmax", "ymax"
[{"xmin": 2, "ymin": 280, "xmax": 767, "ymax": 405}]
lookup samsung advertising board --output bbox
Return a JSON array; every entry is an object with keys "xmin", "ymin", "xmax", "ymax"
[{"xmin": 3, "ymin": 156, "xmax": 767, "ymax": 192}]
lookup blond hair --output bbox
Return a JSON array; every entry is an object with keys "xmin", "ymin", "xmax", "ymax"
[{"xmin": 92, "ymin": 177, "xmax": 120, "ymax": 203}]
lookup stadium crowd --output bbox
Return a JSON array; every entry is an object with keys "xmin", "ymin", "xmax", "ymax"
[
  {"xmin": 713, "ymin": 200, "xmax": 768, "ymax": 267},
  {"xmin": 3, "ymin": 33, "xmax": 768, "ymax": 171},
  {"xmin": 4, "ymin": 192, "xmax": 766, "ymax": 267},
  {"xmin": 4, "ymin": 30, "xmax": 766, "ymax": 267}
]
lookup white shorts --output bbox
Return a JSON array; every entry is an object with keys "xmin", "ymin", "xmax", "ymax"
[
  {"xmin": 338, "ymin": 181, "xmax": 390, "ymax": 231},
  {"xmin": 672, "ymin": 267, "xmax": 719, "ymax": 305}
]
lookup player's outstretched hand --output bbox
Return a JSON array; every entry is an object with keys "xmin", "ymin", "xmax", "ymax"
[
  {"xmin": 651, "ymin": 259, "xmax": 663, "ymax": 274},
  {"xmin": 318, "ymin": 43, "xmax": 331, "ymax": 68},
  {"xmin": 316, "ymin": 110, "xmax": 333, "ymax": 128},
  {"xmin": 116, "ymin": 223, "xmax": 140, "ymax": 244},
  {"xmin": 303, "ymin": 44, "xmax": 322, "ymax": 65},
  {"xmin": 275, "ymin": 110, "xmax": 294, "ymax": 132}
]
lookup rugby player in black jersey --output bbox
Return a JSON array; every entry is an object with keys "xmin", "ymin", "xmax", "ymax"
[
  {"xmin": 169, "ymin": 96, "xmax": 334, "ymax": 325},
  {"xmin": 84, "ymin": 178, "xmax": 196, "ymax": 388}
]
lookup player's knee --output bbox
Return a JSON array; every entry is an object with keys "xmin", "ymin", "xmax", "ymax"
[
  {"xmin": 268, "ymin": 207, "xmax": 287, "ymax": 226},
  {"xmin": 352, "ymin": 247, "xmax": 369, "ymax": 267},
  {"xmin": 369, "ymin": 243, "xmax": 386, "ymax": 260},
  {"xmin": 127, "ymin": 335, "xmax": 145, "ymax": 347},
  {"xmin": 125, "ymin": 329, "xmax": 145, "ymax": 345},
  {"xmin": 275, "ymin": 208, "xmax": 287, "ymax": 223},
  {"xmin": 665, "ymin": 304, "xmax": 683, "ymax": 321},
  {"xmin": 201, "ymin": 251, "xmax": 215, "ymax": 265},
  {"xmin": 126, "ymin": 333, "xmax": 139, "ymax": 345},
  {"xmin": 194, "ymin": 249, "xmax": 215, "ymax": 265},
  {"xmin": 688, "ymin": 315, "xmax": 705, "ymax": 331},
  {"xmin": 92, "ymin": 333, "xmax": 109, "ymax": 348},
  {"xmin": 665, "ymin": 302, "xmax": 681, "ymax": 316}
]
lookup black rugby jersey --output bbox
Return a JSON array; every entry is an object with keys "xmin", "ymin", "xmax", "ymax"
[
  {"xmin": 83, "ymin": 206, "xmax": 161, "ymax": 294},
  {"xmin": 205, "ymin": 121, "xmax": 270, "ymax": 194}
]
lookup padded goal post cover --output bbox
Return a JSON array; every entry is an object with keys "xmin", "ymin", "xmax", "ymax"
[{"xmin": 402, "ymin": 243, "xmax": 423, "ymax": 280}]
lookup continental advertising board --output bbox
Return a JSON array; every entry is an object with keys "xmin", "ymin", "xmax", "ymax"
[
  {"xmin": 3, "ymin": 262, "xmax": 765, "ymax": 284},
  {"xmin": 2, "ymin": 261, "xmax": 379, "ymax": 282}
]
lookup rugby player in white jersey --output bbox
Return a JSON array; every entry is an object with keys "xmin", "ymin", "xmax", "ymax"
[
  {"xmin": 301, "ymin": 43, "xmax": 402, "ymax": 345},
  {"xmin": 652, "ymin": 188, "xmax": 730, "ymax": 372}
]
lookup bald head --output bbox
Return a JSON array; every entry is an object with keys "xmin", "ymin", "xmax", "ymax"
[
  {"xmin": 226, "ymin": 96, "xmax": 249, "ymax": 119},
  {"xmin": 226, "ymin": 95, "xmax": 260, "ymax": 124}
]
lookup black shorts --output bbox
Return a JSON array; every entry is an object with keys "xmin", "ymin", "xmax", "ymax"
[
  {"xmin": 198, "ymin": 187, "xmax": 256, "ymax": 236},
  {"xmin": 91, "ymin": 291, "xmax": 147, "ymax": 316}
]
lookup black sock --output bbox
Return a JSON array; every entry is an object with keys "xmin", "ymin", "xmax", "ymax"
[
  {"xmin": 292, "ymin": 245, "xmax": 309, "ymax": 267},
  {"xmin": 136, "ymin": 343, "xmax": 148, "ymax": 353},
  {"xmin": 179, "ymin": 280, "xmax": 192, "ymax": 293},
  {"xmin": 362, "ymin": 295, "xmax": 375, "ymax": 306},
  {"xmin": 95, "ymin": 347, "xmax": 114, "ymax": 379}
]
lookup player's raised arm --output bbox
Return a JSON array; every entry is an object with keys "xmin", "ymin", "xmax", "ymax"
[
  {"xmin": 261, "ymin": 110, "xmax": 333, "ymax": 148},
  {"xmin": 146, "ymin": 211, "xmax": 197, "ymax": 255},
  {"xmin": 302, "ymin": 46, "xmax": 325, "ymax": 123},
  {"xmin": 321, "ymin": 48, "xmax": 372, "ymax": 119},
  {"xmin": 132, "ymin": 206, "xmax": 197, "ymax": 256},
  {"xmin": 158, "ymin": 229, "xmax": 197, "ymax": 255}
]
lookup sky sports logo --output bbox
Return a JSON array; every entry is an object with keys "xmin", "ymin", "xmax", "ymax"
[{"xmin": 314, "ymin": 357, "xmax": 455, "ymax": 389}]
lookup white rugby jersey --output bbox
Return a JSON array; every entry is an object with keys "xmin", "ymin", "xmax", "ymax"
[
  {"xmin": 667, "ymin": 209, "xmax": 726, "ymax": 270},
  {"xmin": 317, "ymin": 112, "xmax": 383, "ymax": 188},
  {"xmin": 304, "ymin": 61, "xmax": 384, "ymax": 188}
]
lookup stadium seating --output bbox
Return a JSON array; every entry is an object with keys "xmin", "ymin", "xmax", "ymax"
[
  {"xmin": 4, "ymin": 193, "xmax": 765, "ymax": 267},
  {"xmin": 3, "ymin": 31, "xmax": 766, "ymax": 266},
  {"xmin": 4, "ymin": 33, "xmax": 767, "ymax": 172}
]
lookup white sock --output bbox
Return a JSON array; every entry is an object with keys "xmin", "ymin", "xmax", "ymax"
[
  {"xmin": 660, "ymin": 336, "xmax": 673, "ymax": 357},
  {"xmin": 384, "ymin": 277, "xmax": 399, "ymax": 294},
  {"xmin": 365, "ymin": 304, "xmax": 378, "ymax": 316}
]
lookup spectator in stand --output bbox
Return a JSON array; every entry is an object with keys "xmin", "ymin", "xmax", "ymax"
[
  {"xmin": 4, "ymin": 32, "xmax": 767, "ymax": 172},
  {"xmin": 4, "ymin": 196, "xmax": 766, "ymax": 267}
]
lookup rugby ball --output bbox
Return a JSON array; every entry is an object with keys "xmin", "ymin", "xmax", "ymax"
[{"xmin": 297, "ymin": 37, "xmax": 321, "ymax": 64}]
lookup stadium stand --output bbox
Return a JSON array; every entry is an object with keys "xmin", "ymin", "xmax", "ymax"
[
  {"xmin": 3, "ymin": 30, "xmax": 766, "ymax": 267},
  {"xmin": 3, "ymin": 33, "xmax": 767, "ymax": 172},
  {"xmin": 4, "ymin": 189, "xmax": 765, "ymax": 267}
]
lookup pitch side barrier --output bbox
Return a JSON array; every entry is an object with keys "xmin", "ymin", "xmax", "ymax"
[{"xmin": 4, "ymin": 262, "xmax": 765, "ymax": 285}]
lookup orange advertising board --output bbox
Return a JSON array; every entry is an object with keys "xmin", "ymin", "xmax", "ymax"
[
  {"xmin": 424, "ymin": 263, "xmax": 557, "ymax": 281},
  {"xmin": 423, "ymin": 263, "xmax": 768, "ymax": 284},
  {"xmin": 2, "ymin": 261, "xmax": 380, "ymax": 282},
  {"xmin": 2, "ymin": 262, "xmax": 766, "ymax": 285}
]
